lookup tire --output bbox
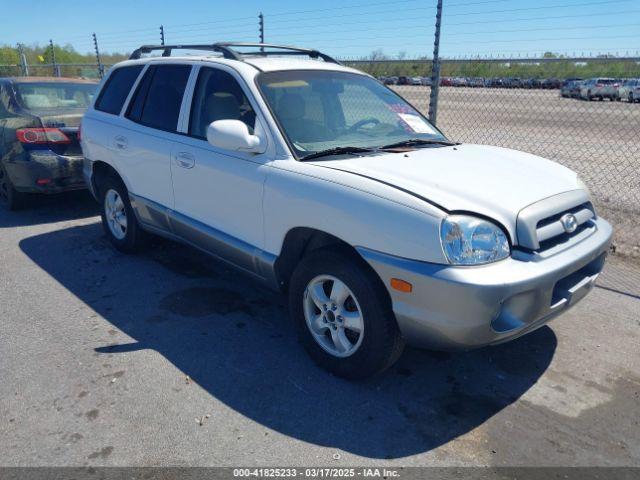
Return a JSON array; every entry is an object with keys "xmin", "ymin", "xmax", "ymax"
[
  {"xmin": 98, "ymin": 173, "xmax": 146, "ymax": 253},
  {"xmin": 630, "ymin": 93, "xmax": 635, "ymax": 103},
  {"xmin": 288, "ymin": 248, "xmax": 404, "ymax": 379},
  {"xmin": 0, "ymin": 163, "xmax": 26, "ymax": 211},
  {"xmin": 587, "ymin": 91, "xmax": 593, "ymax": 101}
]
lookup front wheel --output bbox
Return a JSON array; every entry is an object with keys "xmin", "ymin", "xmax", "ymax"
[
  {"xmin": 288, "ymin": 248, "xmax": 404, "ymax": 379},
  {"xmin": 99, "ymin": 174, "xmax": 146, "ymax": 253}
]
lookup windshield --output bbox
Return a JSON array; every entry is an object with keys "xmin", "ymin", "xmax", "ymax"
[
  {"xmin": 257, "ymin": 70, "xmax": 448, "ymax": 158},
  {"xmin": 15, "ymin": 82, "xmax": 97, "ymax": 111}
]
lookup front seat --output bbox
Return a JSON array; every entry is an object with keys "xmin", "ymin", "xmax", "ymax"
[
  {"xmin": 197, "ymin": 93, "xmax": 242, "ymax": 137},
  {"xmin": 277, "ymin": 93, "xmax": 332, "ymax": 143}
]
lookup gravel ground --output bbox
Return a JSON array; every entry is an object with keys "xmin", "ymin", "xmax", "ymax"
[
  {"xmin": 0, "ymin": 192, "xmax": 639, "ymax": 467},
  {"xmin": 394, "ymin": 86, "xmax": 640, "ymax": 258}
]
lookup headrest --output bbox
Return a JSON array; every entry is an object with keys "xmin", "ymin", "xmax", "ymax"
[{"xmin": 277, "ymin": 93, "xmax": 305, "ymax": 121}]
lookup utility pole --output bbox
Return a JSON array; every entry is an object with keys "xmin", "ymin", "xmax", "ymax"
[
  {"xmin": 428, "ymin": 0, "xmax": 443, "ymax": 124},
  {"xmin": 160, "ymin": 25, "xmax": 165, "ymax": 46},
  {"xmin": 49, "ymin": 39, "xmax": 59, "ymax": 77},
  {"xmin": 17, "ymin": 43, "xmax": 29, "ymax": 76},
  {"xmin": 259, "ymin": 12, "xmax": 264, "ymax": 51},
  {"xmin": 93, "ymin": 33, "xmax": 104, "ymax": 78}
]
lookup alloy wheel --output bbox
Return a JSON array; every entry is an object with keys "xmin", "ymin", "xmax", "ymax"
[
  {"xmin": 104, "ymin": 189, "xmax": 128, "ymax": 240},
  {"xmin": 303, "ymin": 275, "xmax": 364, "ymax": 358}
]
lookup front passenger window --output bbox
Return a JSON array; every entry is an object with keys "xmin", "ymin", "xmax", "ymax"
[{"xmin": 189, "ymin": 68, "xmax": 256, "ymax": 139}]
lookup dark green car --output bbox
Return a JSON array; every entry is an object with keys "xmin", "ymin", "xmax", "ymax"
[{"xmin": 0, "ymin": 77, "xmax": 97, "ymax": 210}]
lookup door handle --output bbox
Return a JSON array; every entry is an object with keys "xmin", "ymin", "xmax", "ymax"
[
  {"xmin": 114, "ymin": 135, "xmax": 128, "ymax": 150},
  {"xmin": 174, "ymin": 152, "xmax": 195, "ymax": 169}
]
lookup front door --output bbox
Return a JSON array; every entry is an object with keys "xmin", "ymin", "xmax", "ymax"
[{"xmin": 170, "ymin": 65, "xmax": 270, "ymax": 272}]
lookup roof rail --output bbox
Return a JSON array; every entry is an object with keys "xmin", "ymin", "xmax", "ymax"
[
  {"xmin": 129, "ymin": 44, "xmax": 241, "ymax": 60},
  {"xmin": 129, "ymin": 42, "xmax": 341, "ymax": 65}
]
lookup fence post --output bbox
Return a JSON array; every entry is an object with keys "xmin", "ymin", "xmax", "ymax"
[
  {"xmin": 93, "ymin": 33, "xmax": 104, "ymax": 78},
  {"xmin": 17, "ymin": 43, "xmax": 29, "ymax": 76},
  {"xmin": 428, "ymin": 0, "xmax": 443, "ymax": 124},
  {"xmin": 160, "ymin": 25, "xmax": 165, "ymax": 46},
  {"xmin": 49, "ymin": 39, "xmax": 60, "ymax": 77}
]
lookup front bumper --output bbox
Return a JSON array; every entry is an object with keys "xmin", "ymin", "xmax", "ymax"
[
  {"xmin": 358, "ymin": 217, "xmax": 613, "ymax": 350},
  {"xmin": 4, "ymin": 150, "xmax": 86, "ymax": 194}
]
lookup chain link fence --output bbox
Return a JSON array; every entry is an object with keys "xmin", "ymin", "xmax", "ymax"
[{"xmin": 0, "ymin": 63, "xmax": 109, "ymax": 79}]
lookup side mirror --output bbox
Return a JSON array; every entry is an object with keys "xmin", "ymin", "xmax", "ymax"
[{"xmin": 206, "ymin": 120, "xmax": 265, "ymax": 154}]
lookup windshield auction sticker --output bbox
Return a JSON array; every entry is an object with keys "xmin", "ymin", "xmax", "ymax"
[{"xmin": 397, "ymin": 113, "xmax": 437, "ymax": 134}]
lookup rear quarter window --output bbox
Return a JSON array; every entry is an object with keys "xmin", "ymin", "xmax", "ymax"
[{"xmin": 95, "ymin": 65, "xmax": 144, "ymax": 115}]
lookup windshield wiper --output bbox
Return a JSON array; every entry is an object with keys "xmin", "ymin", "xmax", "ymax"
[
  {"xmin": 379, "ymin": 138, "xmax": 459, "ymax": 149},
  {"xmin": 300, "ymin": 146, "xmax": 376, "ymax": 161}
]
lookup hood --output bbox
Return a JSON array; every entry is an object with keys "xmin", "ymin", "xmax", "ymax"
[{"xmin": 310, "ymin": 144, "xmax": 582, "ymax": 239}]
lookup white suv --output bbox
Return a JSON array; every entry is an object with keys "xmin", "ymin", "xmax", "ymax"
[{"xmin": 82, "ymin": 43, "xmax": 612, "ymax": 379}]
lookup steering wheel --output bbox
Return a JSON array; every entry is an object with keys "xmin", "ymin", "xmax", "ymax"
[{"xmin": 347, "ymin": 118, "xmax": 380, "ymax": 133}]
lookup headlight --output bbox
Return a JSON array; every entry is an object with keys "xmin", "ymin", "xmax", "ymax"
[{"xmin": 440, "ymin": 215, "xmax": 510, "ymax": 265}]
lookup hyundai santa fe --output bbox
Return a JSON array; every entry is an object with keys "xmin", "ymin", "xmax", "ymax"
[{"xmin": 81, "ymin": 43, "xmax": 612, "ymax": 379}]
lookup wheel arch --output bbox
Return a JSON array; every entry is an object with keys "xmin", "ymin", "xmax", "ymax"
[
  {"xmin": 273, "ymin": 227, "xmax": 390, "ymax": 301},
  {"xmin": 91, "ymin": 160, "xmax": 123, "ymax": 198}
]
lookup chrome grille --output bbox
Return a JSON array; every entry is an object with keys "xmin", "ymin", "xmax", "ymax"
[{"xmin": 517, "ymin": 190, "xmax": 596, "ymax": 251}]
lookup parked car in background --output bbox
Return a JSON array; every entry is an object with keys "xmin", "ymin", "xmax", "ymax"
[
  {"xmin": 420, "ymin": 76, "xmax": 432, "ymax": 86},
  {"xmin": 452, "ymin": 77, "xmax": 468, "ymax": 87},
  {"xmin": 384, "ymin": 76, "xmax": 398, "ymax": 85},
  {"xmin": 617, "ymin": 79, "xmax": 640, "ymax": 102},
  {"xmin": 580, "ymin": 78, "xmax": 618, "ymax": 101},
  {"xmin": 397, "ymin": 76, "xmax": 410, "ymax": 85},
  {"xmin": 440, "ymin": 77, "xmax": 453, "ymax": 86},
  {"xmin": 410, "ymin": 76, "xmax": 422, "ymax": 86},
  {"xmin": 560, "ymin": 79, "xmax": 582, "ymax": 98},
  {"xmin": 469, "ymin": 77, "xmax": 484, "ymax": 88},
  {"xmin": 540, "ymin": 78, "xmax": 561, "ymax": 89},
  {"xmin": 509, "ymin": 78, "xmax": 523, "ymax": 88},
  {"xmin": 82, "ymin": 42, "xmax": 612, "ymax": 379},
  {"xmin": 0, "ymin": 77, "xmax": 98, "ymax": 210}
]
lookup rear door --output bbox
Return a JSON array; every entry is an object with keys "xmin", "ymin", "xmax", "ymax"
[{"xmin": 117, "ymin": 63, "xmax": 192, "ymax": 209}]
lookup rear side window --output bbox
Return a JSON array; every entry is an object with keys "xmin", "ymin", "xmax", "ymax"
[
  {"xmin": 95, "ymin": 65, "xmax": 143, "ymax": 115},
  {"xmin": 127, "ymin": 64, "xmax": 191, "ymax": 133}
]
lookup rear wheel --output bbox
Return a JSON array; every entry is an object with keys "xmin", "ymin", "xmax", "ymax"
[
  {"xmin": 0, "ymin": 163, "xmax": 26, "ymax": 211},
  {"xmin": 289, "ymin": 248, "xmax": 404, "ymax": 379},
  {"xmin": 99, "ymin": 174, "xmax": 146, "ymax": 252}
]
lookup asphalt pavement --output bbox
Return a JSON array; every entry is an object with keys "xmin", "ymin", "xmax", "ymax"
[{"xmin": 1, "ymin": 191, "xmax": 638, "ymax": 467}]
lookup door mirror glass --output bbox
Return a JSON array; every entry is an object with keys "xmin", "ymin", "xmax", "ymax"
[{"xmin": 207, "ymin": 119, "xmax": 265, "ymax": 153}]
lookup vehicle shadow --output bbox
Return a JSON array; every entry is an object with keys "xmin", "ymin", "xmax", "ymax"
[
  {"xmin": 0, "ymin": 190, "xmax": 98, "ymax": 228},
  {"xmin": 19, "ymin": 222, "xmax": 557, "ymax": 459}
]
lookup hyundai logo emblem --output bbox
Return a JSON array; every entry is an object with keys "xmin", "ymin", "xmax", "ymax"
[{"xmin": 560, "ymin": 213, "xmax": 578, "ymax": 233}]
